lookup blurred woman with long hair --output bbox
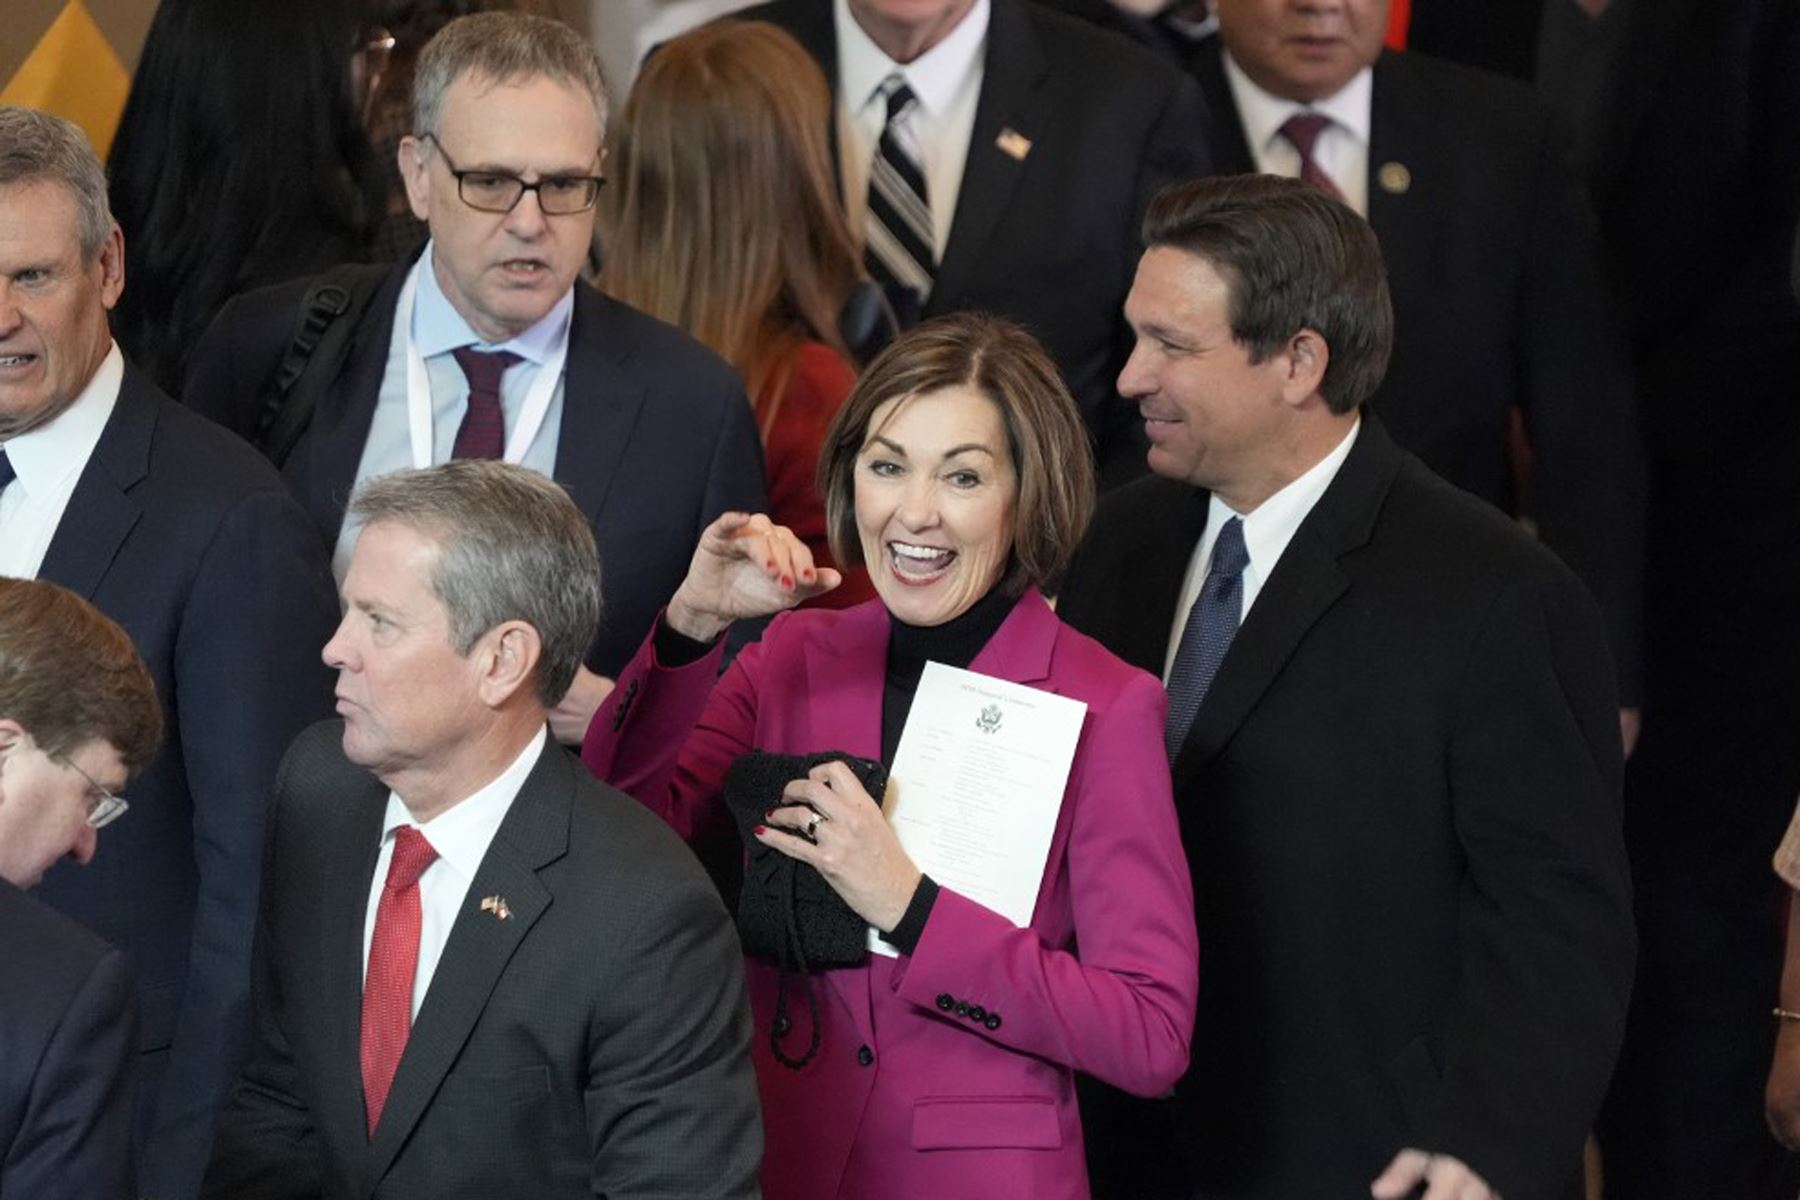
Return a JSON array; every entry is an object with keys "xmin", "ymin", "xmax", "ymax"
[
  {"xmin": 601, "ymin": 19, "xmax": 875, "ymax": 606},
  {"xmin": 108, "ymin": 0, "xmax": 382, "ymax": 394}
]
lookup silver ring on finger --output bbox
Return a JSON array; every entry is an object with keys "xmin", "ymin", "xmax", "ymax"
[{"xmin": 805, "ymin": 812, "xmax": 822, "ymax": 839}]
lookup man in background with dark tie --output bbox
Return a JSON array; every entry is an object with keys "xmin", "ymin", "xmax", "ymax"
[
  {"xmin": 733, "ymin": 0, "xmax": 1212, "ymax": 486},
  {"xmin": 184, "ymin": 12, "xmax": 767, "ymax": 744},
  {"xmin": 1058, "ymin": 174, "xmax": 1635, "ymax": 1200},
  {"xmin": 1186, "ymin": 0, "xmax": 1647, "ymax": 748},
  {"xmin": 204, "ymin": 460, "xmax": 761, "ymax": 1200}
]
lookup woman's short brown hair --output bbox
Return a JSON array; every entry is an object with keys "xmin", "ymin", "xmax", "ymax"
[
  {"xmin": 0, "ymin": 578, "xmax": 162, "ymax": 774},
  {"xmin": 818, "ymin": 313, "xmax": 1096, "ymax": 596}
]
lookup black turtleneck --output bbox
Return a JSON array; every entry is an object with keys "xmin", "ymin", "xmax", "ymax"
[{"xmin": 881, "ymin": 583, "xmax": 1017, "ymax": 762}]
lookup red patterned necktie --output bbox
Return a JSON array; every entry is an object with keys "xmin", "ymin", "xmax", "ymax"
[
  {"xmin": 449, "ymin": 347, "xmax": 521, "ymax": 460},
  {"xmin": 1277, "ymin": 113, "xmax": 1347, "ymax": 202},
  {"xmin": 360, "ymin": 826, "xmax": 438, "ymax": 1136}
]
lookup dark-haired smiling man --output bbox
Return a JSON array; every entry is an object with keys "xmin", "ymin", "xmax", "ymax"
[{"xmin": 1060, "ymin": 175, "xmax": 1634, "ymax": 1200}]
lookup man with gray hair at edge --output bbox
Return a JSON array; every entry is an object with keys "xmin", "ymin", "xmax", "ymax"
[
  {"xmin": 205, "ymin": 460, "xmax": 762, "ymax": 1199},
  {"xmin": 0, "ymin": 104, "xmax": 339, "ymax": 1198}
]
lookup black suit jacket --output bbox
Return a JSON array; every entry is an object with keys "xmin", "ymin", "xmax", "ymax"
[
  {"xmin": 1191, "ymin": 41, "xmax": 1646, "ymax": 701},
  {"xmin": 736, "ymin": 0, "xmax": 1213, "ymax": 486},
  {"xmin": 30, "ymin": 366, "xmax": 340, "ymax": 1199},
  {"xmin": 204, "ymin": 723, "xmax": 762, "ymax": 1199},
  {"xmin": 1058, "ymin": 417, "xmax": 1635, "ymax": 1200},
  {"xmin": 0, "ymin": 880, "xmax": 140, "ymax": 1200},
  {"xmin": 184, "ymin": 269, "xmax": 768, "ymax": 677}
]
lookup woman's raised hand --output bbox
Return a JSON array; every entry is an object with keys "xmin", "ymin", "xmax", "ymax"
[{"xmin": 664, "ymin": 512, "xmax": 842, "ymax": 642}]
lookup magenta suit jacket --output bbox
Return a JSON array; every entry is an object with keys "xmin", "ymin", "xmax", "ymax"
[{"xmin": 582, "ymin": 590, "xmax": 1197, "ymax": 1200}]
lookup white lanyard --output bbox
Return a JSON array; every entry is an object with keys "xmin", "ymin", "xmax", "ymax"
[{"xmin": 397, "ymin": 265, "xmax": 569, "ymax": 470}]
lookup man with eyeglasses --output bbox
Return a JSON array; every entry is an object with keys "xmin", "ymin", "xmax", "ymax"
[
  {"xmin": 186, "ymin": 11, "xmax": 769, "ymax": 748},
  {"xmin": 0, "ymin": 576, "xmax": 162, "ymax": 1199}
]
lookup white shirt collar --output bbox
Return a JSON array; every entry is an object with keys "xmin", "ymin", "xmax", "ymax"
[
  {"xmin": 379, "ymin": 725, "xmax": 547, "ymax": 881},
  {"xmin": 1221, "ymin": 51, "xmax": 1372, "ymax": 156},
  {"xmin": 1218, "ymin": 415, "xmax": 1361, "ymax": 577},
  {"xmin": 0, "ymin": 342, "xmax": 123, "ymax": 500},
  {"xmin": 411, "ymin": 241, "xmax": 573, "ymax": 365},
  {"xmin": 835, "ymin": 0, "xmax": 991, "ymax": 119}
]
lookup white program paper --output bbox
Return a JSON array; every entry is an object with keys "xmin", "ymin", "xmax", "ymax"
[{"xmin": 869, "ymin": 661, "xmax": 1088, "ymax": 957}]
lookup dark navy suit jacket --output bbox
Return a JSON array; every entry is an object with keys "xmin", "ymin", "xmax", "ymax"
[
  {"xmin": 31, "ymin": 364, "xmax": 340, "ymax": 1199},
  {"xmin": 184, "ymin": 270, "xmax": 769, "ymax": 678},
  {"xmin": 0, "ymin": 880, "xmax": 140, "ymax": 1200}
]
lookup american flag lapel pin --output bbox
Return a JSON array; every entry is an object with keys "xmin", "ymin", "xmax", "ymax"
[
  {"xmin": 480, "ymin": 894, "xmax": 512, "ymax": 921},
  {"xmin": 995, "ymin": 127, "xmax": 1032, "ymax": 162}
]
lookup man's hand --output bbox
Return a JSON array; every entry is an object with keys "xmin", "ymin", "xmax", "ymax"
[
  {"xmin": 1766, "ymin": 1018, "xmax": 1800, "ymax": 1150},
  {"xmin": 549, "ymin": 665, "xmax": 615, "ymax": 745},
  {"xmin": 1372, "ymin": 1149, "xmax": 1497, "ymax": 1200}
]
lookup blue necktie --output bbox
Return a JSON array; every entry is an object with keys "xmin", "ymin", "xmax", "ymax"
[{"xmin": 1165, "ymin": 517, "xmax": 1248, "ymax": 759}]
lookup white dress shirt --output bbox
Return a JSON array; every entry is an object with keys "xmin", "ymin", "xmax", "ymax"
[
  {"xmin": 361, "ymin": 726, "xmax": 547, "ymax": 1019},
  {"xmin": 335, "ymin": 244, "xmax": 573, "ymax": 579},
  {"xmin": 1164, "ymin": 419, "xmax": 1361, "ymax": 681},
  {"xmin": 0, "ymin": 343, "xmax": 123, "ymax": 580},
  {"xmin": 834, "ymin": 0, "xmax": 989, "ymax": 260},
  {"xmin": 1221, "ymin": 52, "xmax": 1373, "ymax": 217}
]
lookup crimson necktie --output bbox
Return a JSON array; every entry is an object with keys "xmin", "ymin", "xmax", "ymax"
[
  {"xmin": 450, "ymin": 347, "xmax": 521, "ymax": 460},
  {"xmin": 360, "ymin": 826, "xmax": 438, "ymax": 1136},
  {"xmin": 1278, "ymin": 113, "xmax": 1346, "ymax": 202}
]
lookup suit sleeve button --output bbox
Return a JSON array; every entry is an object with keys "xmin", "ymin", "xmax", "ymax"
[
  {"xmin": 955, "ymin": 1002, "xmax": 970, "ymax": 1017},
  {"xmin": 984, "ymin": 1013, "xmax": 1002, "ymax": 1031},
  {"xmin": 936, "ymin": 993, "xmax": 955, "ymax": 1011},
  {"xmin": 857, "ymin": 1044, "xmax": 875, "ymax": 1067},
  {"xmin": 969, "ymin": 1005, "xmax": 987, "ymax": 1022}
]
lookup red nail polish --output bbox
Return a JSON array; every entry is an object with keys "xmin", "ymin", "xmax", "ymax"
[
  {"xmin": 781, "ymin": 575, "xmax": 793, "ymax": 589},
  {"xmin": 754, "ymin": 824, "xmax": 767, "ymax": 836}
]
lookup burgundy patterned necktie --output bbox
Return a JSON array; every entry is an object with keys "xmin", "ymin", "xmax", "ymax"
[
  {"xmin": 1278, "ymin": 112, "xmax": 1346, "ymax": 201},
  {"xmin": 360, "ymin": 826, "xmax": 438, "ymax": 1136},
  {"xmin": 450, "ymin": 347, "xmax": 521, "ymax": 460}
]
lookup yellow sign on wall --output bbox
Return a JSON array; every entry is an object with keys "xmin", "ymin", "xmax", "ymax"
[{"xmin": 1, "ymin": 1, "xmax": 132, "ymax": 157}]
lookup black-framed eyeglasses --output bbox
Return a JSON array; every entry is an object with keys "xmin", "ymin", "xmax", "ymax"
[
  {"xmin": 55, "ymin": 753, "xmax": 129, "ymax": 829},
  {"xmin": 419, "ymin": 132, "xmax": 604, "ymax": 215}
]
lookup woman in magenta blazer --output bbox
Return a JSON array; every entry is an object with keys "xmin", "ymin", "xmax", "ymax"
[{"xmin": 582, "ymin": 315, "xmax": 1197, "ymax": 1200}]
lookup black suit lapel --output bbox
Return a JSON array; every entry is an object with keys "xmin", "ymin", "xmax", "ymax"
[
  {"xmin": 1172, "ymin": 418, "xmax": 1402, "ymax": 790},
  {"xmin": 291, "ymin": 266, "xmax": 407, "ymax": 545},
  {"xmin": 1190, "ymin": 38, "xmax": 1257, "ymax": 175},
  {"xmin": 1114, "ymin": 480, "xmax": 1212, "ymax": 677},
  {"xmin": 365, "ymin": 740, "xmax": 571, "ymax": 1186},
  {"xmin": 929, "ymin": 0, "xmax": 1050, "ymax": 309},
  {"xmin": 551, "ymin": 287, "xmax": 649, "ymax": 530},
  {"xmin": 1365, "ymin": 53, "xmax": 1445, "ymax": 301},
  {"xmin": 36, "ymin": 366, "xmax": 154, "ymax": 598}
]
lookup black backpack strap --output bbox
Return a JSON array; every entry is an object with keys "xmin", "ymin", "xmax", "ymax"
[{"xmin": 255, "ymin": 262, "xmax": 390, "ymax": 467}]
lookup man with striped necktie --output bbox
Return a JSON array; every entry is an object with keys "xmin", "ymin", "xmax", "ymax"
[{"xmin": 734, "ymin": 0, "xmax": 1213, "ymax": 487}]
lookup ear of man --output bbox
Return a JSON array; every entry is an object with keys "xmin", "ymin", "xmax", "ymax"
[
  {"xmin": 474, "ymin": 620, "xmax": 545, "ymax": 710},
  {"xmin": 1279, "ymin": 327, "xmax": 1331, "ymax": 409}
]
